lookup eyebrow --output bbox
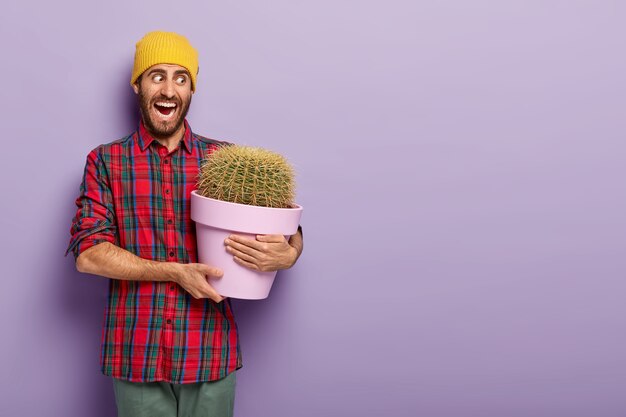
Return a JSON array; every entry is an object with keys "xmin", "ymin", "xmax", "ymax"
[
  {"xmin": 146, "ymin": 69, "xmax": 190, "ymax": 77},
  {"xmin": 146, "ymin": 69, "xmax": 166, "ymax": 76}
]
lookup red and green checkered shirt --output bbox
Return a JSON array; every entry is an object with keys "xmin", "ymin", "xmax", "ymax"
[{"xmin": 67, "ymin": 120, "xmax": 242, "ymax": 383}]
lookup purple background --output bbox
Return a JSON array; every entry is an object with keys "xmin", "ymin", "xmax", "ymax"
[{"xmin": 1, "ymin": 1, "xmax": 625, "ymax": 416}]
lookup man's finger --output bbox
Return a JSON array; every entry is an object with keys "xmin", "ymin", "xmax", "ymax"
[
  {"xmin": 255, "ymin": 234, "xmax": 286, "ymax": 243},
  {"xmin": 209, "ymin": 293, "xmax": 224, "ymax": 303},
  {"xmin": 233, "ymin": 256, "xmax": 260, "ymax": 271},
  {"xmin": 225, "ymin": 246, "xmax": 259, "ymax": 264},
  {"xmin": 226, "ymin": 234, "xmax": 266, "ymax": 250},
  {"xmin": 224, "ymin": 237, "xmax": 263, "ymax": 256},
  {"xmin": 199, "ymin": 281, "xmax": 224, "ymax": 303}
]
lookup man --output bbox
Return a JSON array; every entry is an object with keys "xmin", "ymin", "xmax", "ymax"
[{"xmin": 67, "ymin": 31, "xmax": 303, "ymax": 417}]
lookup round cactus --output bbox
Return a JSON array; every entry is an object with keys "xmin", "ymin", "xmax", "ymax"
[{"xmin": 197, "ymin": 145, "xmax": 296, "ymax": 208}]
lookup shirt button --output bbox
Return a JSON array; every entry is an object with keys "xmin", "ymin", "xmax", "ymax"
[
  {"xmin": 165, "ymin": 189, "xmax": 170, "ymax": 194},
  {"xmin": 169, "ymin": 251, "xmax": 175, "ymax": 257},
  {"xmin": 167, "ymin": 219, "xmax": 173, "ymax": 225},
  {"xmin": 166, "ymin": 319, "xmax": 172, "ymax": 324},
  {"xmin": 170, "ymin": 285, "xmax": 176, "ymax": 291},
  {"xmin": 164, "ymin": 159, "xmax": 169, "ymax": 164}
]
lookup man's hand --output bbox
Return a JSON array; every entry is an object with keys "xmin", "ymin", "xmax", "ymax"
[
  {"xmin": 224, "ymin": 234, "xmax": 300, "ymax": 272},
  {"xmin": 77, "ymin": 242, "xmax": 226, "ymax": 303},
  {"xmin": 173, "ymin": 263, "xmax": 224, "ymax": 303}
]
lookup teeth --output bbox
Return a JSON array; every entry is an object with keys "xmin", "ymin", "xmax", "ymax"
[{"xmin": 156, "ymin": 102, "xmax": 177, "ymax": 108}]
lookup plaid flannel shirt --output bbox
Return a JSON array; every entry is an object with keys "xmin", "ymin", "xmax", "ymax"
[{"xmin": 67, "ymin": 120, "xmax": 242, "ymax": 383}]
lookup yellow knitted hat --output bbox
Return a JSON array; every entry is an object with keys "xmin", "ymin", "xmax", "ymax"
[{"xmin": 131, "ymin": 31, "xmax": 199, "ymax": 91}]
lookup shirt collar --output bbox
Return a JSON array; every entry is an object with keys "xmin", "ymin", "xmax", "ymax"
[{"xmin": 137, "ymin": 119, "xmax": 193, "ymax": 154}]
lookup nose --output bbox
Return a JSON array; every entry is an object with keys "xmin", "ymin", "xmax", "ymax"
[{"xmin": 160, "ymin": 79, "xmax": 175, "ymax": 99}]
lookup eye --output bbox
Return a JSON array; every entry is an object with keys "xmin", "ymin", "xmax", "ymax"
[
  {"xmin": 152, "ymin": 74, "xmax": 164, "ymax": 82},
  {"xmin": 175, "ymin": 75, "xmax": 187, "ymax": 85}
]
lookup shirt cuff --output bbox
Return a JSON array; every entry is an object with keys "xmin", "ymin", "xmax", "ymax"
[{"xmin": 66, "ymin": 231, "xmax": 116, "ymax": 260}]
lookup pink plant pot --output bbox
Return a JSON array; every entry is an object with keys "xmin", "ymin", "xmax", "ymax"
[{"xmin": 190, "ymin": 191, "xmax": 303, "ymax": 299}]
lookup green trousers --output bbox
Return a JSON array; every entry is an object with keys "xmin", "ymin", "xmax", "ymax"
[{"xmin": 112, "ymin": 372, "xmax": 236, "ymax": 417}]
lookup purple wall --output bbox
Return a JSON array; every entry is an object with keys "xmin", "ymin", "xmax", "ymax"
[{"xmin": 1, "ymin": 1, "xmax": 625, "ymax": 416}]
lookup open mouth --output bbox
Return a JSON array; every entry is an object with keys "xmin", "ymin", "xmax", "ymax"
[{"xmin": 154, "ymin": 101, "xmax": 178, "ymax": 117}]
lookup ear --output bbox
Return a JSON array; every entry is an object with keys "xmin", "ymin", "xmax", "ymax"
[{"xmin": 132, "ymin": 83, "xmax": 139, "ymax": 95}]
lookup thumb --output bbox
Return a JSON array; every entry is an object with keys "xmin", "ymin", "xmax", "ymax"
[{"xmin": 199, "ymin": 263, "xmax": 223, "ymax": 278}]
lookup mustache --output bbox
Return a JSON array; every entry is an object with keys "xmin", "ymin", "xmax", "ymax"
[{"xmin": 151, "ymin": 97, "xmax": 181, "ymax": 106}]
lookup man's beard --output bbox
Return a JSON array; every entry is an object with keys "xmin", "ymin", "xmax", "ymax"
[{"xmin": 137, "ymin": 88, "xmax": 191, "ymax": 139}]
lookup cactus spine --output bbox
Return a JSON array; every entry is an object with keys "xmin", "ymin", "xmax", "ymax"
[{"xmin": 197, "ymin": 145, "xmax": 296, "ymax": 209}]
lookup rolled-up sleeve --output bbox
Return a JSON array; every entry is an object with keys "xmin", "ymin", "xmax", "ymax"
[{"xmin": 66, "ymin": 148, "xmax": 117, "ymax": 260}]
